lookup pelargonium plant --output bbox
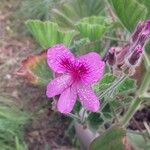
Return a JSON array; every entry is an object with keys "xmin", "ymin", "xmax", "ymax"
[{"xmin": 17, "ymin": 0, "xmax": 150, "ymax": 149}]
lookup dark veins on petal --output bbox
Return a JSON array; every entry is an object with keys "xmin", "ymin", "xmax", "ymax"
[{"xmin": 59, "ymin": 57, "xmax": 89, "ymax": 81}]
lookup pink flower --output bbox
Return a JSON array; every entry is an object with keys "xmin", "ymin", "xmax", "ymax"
[{"xmin": 46, "ymin": 44, "xmax": 105, "ymax": 114}]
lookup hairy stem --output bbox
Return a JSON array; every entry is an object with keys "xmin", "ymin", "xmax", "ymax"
[
  {"xmin": 122, "ymin": 68, "xmax": 150, "ymax": 126},
  {"xmin": 103, "ymin": 36, "xmax": 128, "ymax": 43},
  {"xmin": 99, "ymin": 75, "xmax": 127, "ymax": 98},
  {"xmin": 138, "ymin": 69, "xmax": 150, "ymax": 95},
  {"xmin": 68, "ymin": 113, "xmax": 81, "ymax": 122},
  {"xmin": 122, "ymin": 98, "xmax": 142, "ymax": 127}
]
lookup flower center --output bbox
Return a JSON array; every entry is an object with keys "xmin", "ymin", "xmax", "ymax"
[
  {"xmin": 60, "ymin": 58, "xmax": 88, "ymax": 81},
  {"xmin": 71, "ymin": 63, "xmax": 88, "ymax": 80}
]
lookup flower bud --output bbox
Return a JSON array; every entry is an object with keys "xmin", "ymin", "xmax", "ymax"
[
  {"xmin": 132, "ymin": 20, "xmax": 150, "ymax": 43},
  {"xmin": 143, "ymin": 20, "xmax": 150, "ymax": 32},
  {"xmin": 106, "ymin": 20, "xmax": 150, "ymax": 76},
  {"xmin": 132, "ymin": 21, "xmax": 145, "ymax": 42},
  {"xmin": 128, "ymin": 45, "xmax": 143, "ymax": 66},
  {"xmin": 106, "ymin": 47, "xmax": 116, "ymax": 66},
  {"xmin": 137, "ymin": 33, "xmax": 150, "ymax": 47},
  {"xmin": 116, "ymin": 44, "xmax": 130, "ymax": 64}
]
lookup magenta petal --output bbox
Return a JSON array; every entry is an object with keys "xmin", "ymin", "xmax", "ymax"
[
  {"xmin": 57, "ymin": 85, "xmax": 77, "ymax": 114},
  {"xmin": 46, "ymin": 75, "xmax": 72, "ymax": 98},
  {"xmin": 47, "ymin": 44, "xmax": 75, "ymax": 73},
  {"xmin": 78, "ymin": 52, "xmax": 105, "ymax": 84},
  {"xmin": 77, "ymin": 84, "xmax": 100, "ymax": 112}
]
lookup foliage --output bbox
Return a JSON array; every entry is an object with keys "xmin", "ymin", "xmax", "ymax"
[
  {"xmin": 0, "ymin": 96, "xmax": 29, "ymax": 150},
  {"xmin": 88, "ymin": 74, "xmax": 136, "ymax": 130},
  {"xmin": 117, "ymin": 78, "xmax": 136, "ymax": 93},
  {"xmin": 94, "ymin": 74, "xmax": 136, "ymax": 95},
  {"xmin": 76, "ymin": 16, "xmax": 111, "ymax": 41},
  {"xmin": 51, "ymin": 0, "xmax": 106, "ymax": 30},
  {"xmin": 19, "ymin": 0, "xmax": 59, "ymax": 20},
  {"xmin": 89, "ymin": 126, "xmax": 126, "ymax": 150},
  {"xmin": 87, "ymin": 113, "xmax": 104, "ymax": 130},
  {"xmin": 26, "ymin": 20, "xmax": 75, "ymax": 49},
  {"xmin": 108, "ymin": 0, "xmax": 147, "ymax": 31},
  {"xmin": 70, "ymin": 38, "xmax": 90, "ymax": 53},
  {"xmin": 17, "ymin": 51, "xmax": 52, "ymax": 85},
  {"xmin": 127, "ymin": 132, "xmax": 150, "ymax": 150},
  {"xmin": 137, "ymin": 0, "xmax": 150, "ymax": 18}
]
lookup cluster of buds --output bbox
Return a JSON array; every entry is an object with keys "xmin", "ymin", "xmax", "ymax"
[{"xmin": 105, "ymin": 20, "xmax": 150, "ymax": 76}]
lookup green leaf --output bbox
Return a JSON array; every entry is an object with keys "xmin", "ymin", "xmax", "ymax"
[
  {"xmin": 0, "ymin": 97, "xmax": 29, "ymax": 150},
  {"xmin": 108, "ymin": 96, "xmax": 133, "ymax": 114},
  {"xmin": 52, "ymin": 7, "xmax": 75, "ymax": 30},
  {"xmin": 94, "ymin": 74, "xmax": 116, "ymax": 93},
  {"xmin": 17, "ymin": 51, "xmax": 52, "ymax": 86},
  {"xmin": 51, "ymin": 0, "xmax": 105, "ymax": 30},
  {"xmin": 100, "ymin": 74, "xmax": 116, "ymax": 85},
  {"xmin": 73, "ymin": 101, "xmax": 82, "ymax": 113},
  {"xmin": 26, "ymin": 20, "xmax": 58, "ymax": 48},
  {"xmin": 89, "ymin": 126, "xmax": 126, "ymax": 150},
  {"xmin": 57, "ymin": 30, "xmax": 75, "ymax": 46},
  {"xmin": 26, "ymin": 20, "xmax": 75, "ymax": 49},
  {"xmin": 108, "ymin": 100, "xmax": 122, "ymax": 110},
  {"xmin": 138, "ymin": 0, "xmax": 150, "ymax": 18},
  {"xmin": 117, "ymin": 78, "xmax": 136, "ymax": 93},
  {"xmin": 18, "ymin": 0, "xmax": 58, "ymax": 20},
  {"xmin": 70, "ymin": 38, "xmax": 90, "ymax": 53},
  {"xmin": 76, "ymin": 16, "xmax": 111, "ymax": 41},
  {"xmin": 87, "ymin": 113, "xmax": 104, "ymax": 130},
  {"xmin": 70, "ymin": 37, "xmax": 104, "ymax": 54},
  {"xmin": 127, "ymin": 132, "xmax": 150, "ymax": 150},
  {"xmin": 109, "ymin": 0, "xmax": 147, "ymax": 31},
  {"xmin": 95, "ymin": 74, "xmax": 136, "ymax": 94}
]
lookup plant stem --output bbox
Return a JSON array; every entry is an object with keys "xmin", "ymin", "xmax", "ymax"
[
  {"xmin": 99, "ymin": 75, "xmax": 127, "ymax": 98},
  {"xmin": 143, "ymin": 121, "xmax": 150, "ymax": 137},
  {"xmin": 81, "ymin": 109, "xmax": 87, "ymax": 123},
  {"xmin": 122, "ymin": 98, "xmax": 141, "ymax": 127},
  {"xmin": 138, "ymin": 69, "xmax": 150, "ymax": 95},
  {"xmin": 68, "ymin": 113, "xmax": 81, "ymax": 122},
  {"xmin": 143, "ymin": 51, "xmax": 150, "ymax": 70},
  {"xmin": 122, "ymin": 69, "xmax": 150, "ymax": 126},
  {"xmin": 103, "ymin": 36, "xmax": 128, "ymax": 43}
]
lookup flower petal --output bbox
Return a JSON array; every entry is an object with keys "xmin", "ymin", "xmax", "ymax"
[
  {"xmin": 46, "ymin": 75, "xmax": 72, "ymax": 97},
  {"xmin": 47, "ymin": 44, "xmax": 75, "ymax": 73},
  {"xmin": 78, "ymin": 52, "xmax": 105, "ymax": 84},
  {"xmin": 57, "ymin": 85, "xmax": 77, "ymax": 113},
  {"xmin": 77, "ymin": 84, "xmax": 100, "ymax": 112}
]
